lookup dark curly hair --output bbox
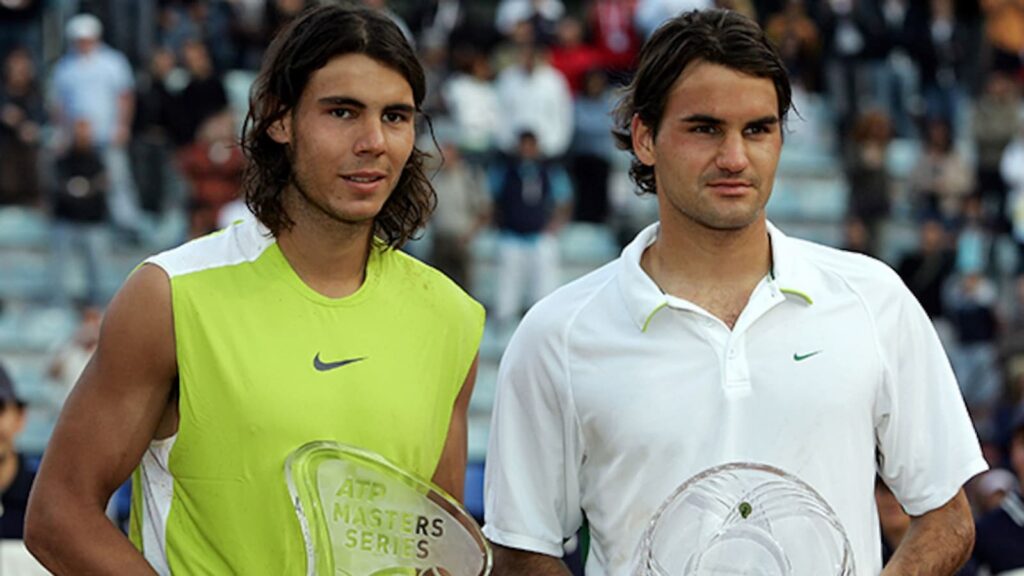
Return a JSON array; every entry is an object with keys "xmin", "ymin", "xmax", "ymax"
[
  {"xmin": 612, "ymin": 9, "xmax": 792, "ymax": 195},
  {"xmin": 240, "ymin": 3, "xmax": 434, "ymax": 248}
]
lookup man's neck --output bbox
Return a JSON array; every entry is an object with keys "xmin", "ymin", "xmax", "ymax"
[
  {"xmin": 641, "ymin": 216, "xmax": 772, "ymax": 328},
  {"xmin": 276, "ymin": 193, "xmax": 377, "ymax": 299},
  {"xmin": 644, "ymin": 215, "xmax": 772, "ymax": 294}
]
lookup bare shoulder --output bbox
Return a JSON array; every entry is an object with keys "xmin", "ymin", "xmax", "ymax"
[
  {"xmin": 91, "ymin": 263, "xmax": 177, "ymax": 391},
  {"xmin": 36, "ymin": 262, "xmax": 179, "ymax": 491}
]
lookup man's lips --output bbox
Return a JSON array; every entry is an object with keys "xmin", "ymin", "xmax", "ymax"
[
  {"xmin": 340, "ymin": 171, "xmax": 387, "ymax": 193},
  {"xmin": 341, "ymin": 171, "xmax": 386, "ymax": 183},
  {"xmin": 706, "ymin": 179, "xmax": 754, "ymax": 195}
]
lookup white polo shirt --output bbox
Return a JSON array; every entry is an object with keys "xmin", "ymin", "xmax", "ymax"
[{"xmin": 483, "ymin": 222, "xmax": 987, "ymax": 576}]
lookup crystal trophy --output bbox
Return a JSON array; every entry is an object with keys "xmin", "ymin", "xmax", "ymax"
[
  {"xmin": 635, "ymin": 462, "xmax": 855, "ymax": 575},
  {"xmin": 285, "ymin": 441, "xmax": 492, "ymax": 576}
]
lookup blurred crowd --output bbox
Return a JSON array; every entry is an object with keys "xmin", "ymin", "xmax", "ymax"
[{"xmin": 2, "ymin": 0, "xmax": 1024, "ymax": 569}]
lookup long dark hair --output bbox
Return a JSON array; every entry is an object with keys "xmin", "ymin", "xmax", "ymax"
[
  {"xmin": 612, "ymin": 9, "xmax": 792, "ymax": 195},
  {"xmin": 240, "ymin": 3, "xmax": 435, "ymax": 248}
]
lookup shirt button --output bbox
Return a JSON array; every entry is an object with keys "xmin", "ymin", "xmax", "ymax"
[{"xmin": 728, "ymin": 348, "xmax": 737, "ymax": 359}]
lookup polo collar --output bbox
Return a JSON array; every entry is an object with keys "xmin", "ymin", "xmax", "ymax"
[{"xmin": 617, "ymin": 221, "xmax": 819, "ymax": 332}]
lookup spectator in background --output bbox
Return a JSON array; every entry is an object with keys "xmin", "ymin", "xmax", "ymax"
[
  {"xmin": 877, "ymin": 0, "xmax": 919, "ymax": 138},
  {"xmin": 715, "ymin": 0, "xmax": 758, "ymax": 21},
  {"xmin": 548, "ymin": 16, "xmax": 604, "ymax": 94},
  {"xmin": 426, "ymin": 133, "xmax": 492, "ymax": 291},
  {"xmin": 0, "ymin": 46, "xmax": 43, "ymax": 207},
  {"xmin": 842, "ymin": 216, "xmax": 875, "ymax": 256},
  {"xmin": 47, "ymin": 305, "xmax": 102, "ymax": 408},
  {"xmin": 415, "ymin": 32, "xmax": 450, "ymax": 119},
  {"xmin": 177, "ymin": 38, "xmax": 228, "ymax": 148},
  {"xmin": 49, "ymin": 13, "xmax": 143, "ymax": 239},
  {"xmin": 908, "ymin": 116, "xmax": 974, "ymax": 222},
  {"xmin": 264, "ymin": 0, "xmax": 310, "ymax": 38},
  {"xmin": 0, "ymin": 0, "xmax": 44, "ymax": 67},
  {"xmin": 1003, "ymin": 117, "xmax": 1024, "ymax": 254},
  {"xmin": 132, "ymin": 46, "xmax": 185, "ymax": 216},
  {"xmin": 586, "ymin": 0, "xmax": 641, "ymax": 81},
  {"xmin": 435, "ymin": 5, "xmax": 502, "ymax": 68},
  {"xmin": 405, "ymin": 0, "xmax": 473, "ymax": 49},
  {"xmin": 817, "ymin": 0, "xmax": 889, "ymax": 138},
  {"xmin": 844, "ymin": 108, "xmax": 893, "ymax": 255},
  {"xmin": 903, "ymin": 0, "xmax": 962, "ymax": 126},
  {"xmin": 489, "ymin": 130, "xmax": 572, "ymax": 329},
  {"xmin": 442, "ymin": 46, "xmax": 500, "ymax": 168},
  {"xmin": 157, "ymin": 0, "xmax": 236, "ymax": 73},
  {"xmin": 897, "ymin": 218, "xmax": 956, "ymax": 326},
  {"xmin": 495, "ymin": 0, "xmax": 564, "ymax": 42},
  {"xmin": 0, "ymin": 361, "xmax": 33, "ymax": 540},
  {"xmin": 634, "ymin": 0, "xmax": 712, "ymax": 38},
  {"xmin": 956, "ymin": 195, "xmax": 995, "ymax": 276},
  {"xmin": 224, "ymin": 0, "xmax": 269, "ymax": 70},
  {"xmin": 972, "ymin": 407, "xmax": 1024, "ymax": 572},
  {"xmin": 50, "ymin": 119, "xmax": 109, "ymax": 307},
  {"xmin": 178, "ymin": 111, "xmax": 244, "ymax": 238},
  {"xmin": 944, "ymin": 270, "xmax": 1002, "ymax": 415},
  {"xmin": 980, "ymin": 0, "xmax": 1024, "ymax": 76},
  {"xmin": 494, "ymin": 38, "xmax": 574, "ymax": 158},
  {"xmin": 764, "ymin": 0, "xmax": 822, "ymax": 92},
  {"xmin": 998, "ymin": 274, "xmax": 1024, "ymax": 407},
  {"xmin": 569, "ymin": 67, "xmax": 617, "ymax": 224},
  {"xmin": 360, "ymin": 0, "xmax": 414, "ymax": 44},
  {"xmin": 973, "ymin": 72, "xmax": 1020, "ymax": 233}
]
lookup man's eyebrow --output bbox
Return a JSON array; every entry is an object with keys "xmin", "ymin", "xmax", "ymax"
[
  {"xmin": 318, "ymin": 96, "xmax": 365, "ymax": 108},
  {"xmin": 746, "ymin": 116, "xmax": 780, "ymax": 127},
  {"xmin": 317, "ymin": 96, "xmax": 416, "ymax": 114},
  {"xmin": 681, "ymin": 114, "xmax": 724, "ymax": 125},
  {"xmin": 680, "ymin": 114, "xmax": 779, "ymax": 126}
]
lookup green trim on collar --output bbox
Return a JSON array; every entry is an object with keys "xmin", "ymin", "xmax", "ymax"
[
  {"xmin": 642, "ymin": 302, "xmax": 669, "ymax": 332},
  {"xmin": 780, "ymin": 288, "xmax": 813, "ymax": 305}
]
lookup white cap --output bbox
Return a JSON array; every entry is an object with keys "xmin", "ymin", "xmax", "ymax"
[{"xmin": 66, "ymin": 13, "xmax": 103, "ymax": 41}]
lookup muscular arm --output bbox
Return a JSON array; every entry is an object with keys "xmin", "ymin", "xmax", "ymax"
[
  {"xmin": 25, "ymin": 264, "xmax": 178, "ymax": 575},
  {"xmin": 431, "ymin": 355, "xmax": 479, "ymax": 501},
  {"xmin": 881, "ymin": 489, "xmax": 975, "ymax": 576},
  {"xmin": 492, "ymin": 543, "xmax": 572, "ymax": 576}
]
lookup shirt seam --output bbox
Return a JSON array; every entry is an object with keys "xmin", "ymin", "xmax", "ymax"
[{"xmin": 560, "ymin": 270, "xmax": 617, "ymax": 516}]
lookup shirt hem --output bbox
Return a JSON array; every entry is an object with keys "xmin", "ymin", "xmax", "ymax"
[
  {"xmin": 483, "ymin": 524, "xmax": 565, "ymax": 558},
  {"xmin": 901, "ymin": 457, "xmax": 989, "ymax": 517}
]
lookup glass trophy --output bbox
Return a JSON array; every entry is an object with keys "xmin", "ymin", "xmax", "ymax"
[
  {"xmin": 285, "ymin": 441, "xmax": 492, "ymax": 576},
  {"xmin": 635, "ymin": 462, "xmax": 855, "ymax": 576}
]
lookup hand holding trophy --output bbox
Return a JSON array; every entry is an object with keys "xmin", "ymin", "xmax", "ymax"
[
  {"xmin": 635, "ymin": 463, "xmax": 856, "ymax": 576},
  {"xmin": 286, "ymin": 442, "xmax": 492, "ymax": 576}
]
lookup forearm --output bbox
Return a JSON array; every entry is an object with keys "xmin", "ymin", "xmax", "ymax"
[
  {"xmin": 26, "ymin": 495, "xmax": 157, "ymax": 575},
  {"xmin": 492, "ymin": 543, "xmax": 572, "ymax": 576},
  {"xmin": 881, "ymin": 491, "xmax": 974, "ymax": 576},
  {"xmin": 116, "ymin": 92, "xmax": 135, "ymax": 143}
]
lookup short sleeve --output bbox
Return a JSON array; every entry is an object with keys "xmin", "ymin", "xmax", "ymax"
[
  {"xmin": 111, "ymin": 50, "xmax": 135, "ymax": 93},
  {"xmin": 873, "ymin": 281, "xmax": 988, "ymax": 516},
  {"xmin": 483, "ymin": 310, "xmax": 584, "ymax": 556}
]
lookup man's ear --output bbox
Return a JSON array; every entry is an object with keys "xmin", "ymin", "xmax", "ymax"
[
  {"xmin": 632, "ymin": 114, "xmax": 656, "ymax": 166},
  {"xmin": 267, "ymin": 113, "xmax": 292, "ymax": 145}
]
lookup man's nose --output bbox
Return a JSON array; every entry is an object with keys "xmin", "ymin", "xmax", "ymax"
[
  {"xmin": 715, "ymin": 132, "xmax": 750, "ymax": 174},
  {"xmin": 354, "ymin": 118, "xmax": 386, "ymax": 155}
]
